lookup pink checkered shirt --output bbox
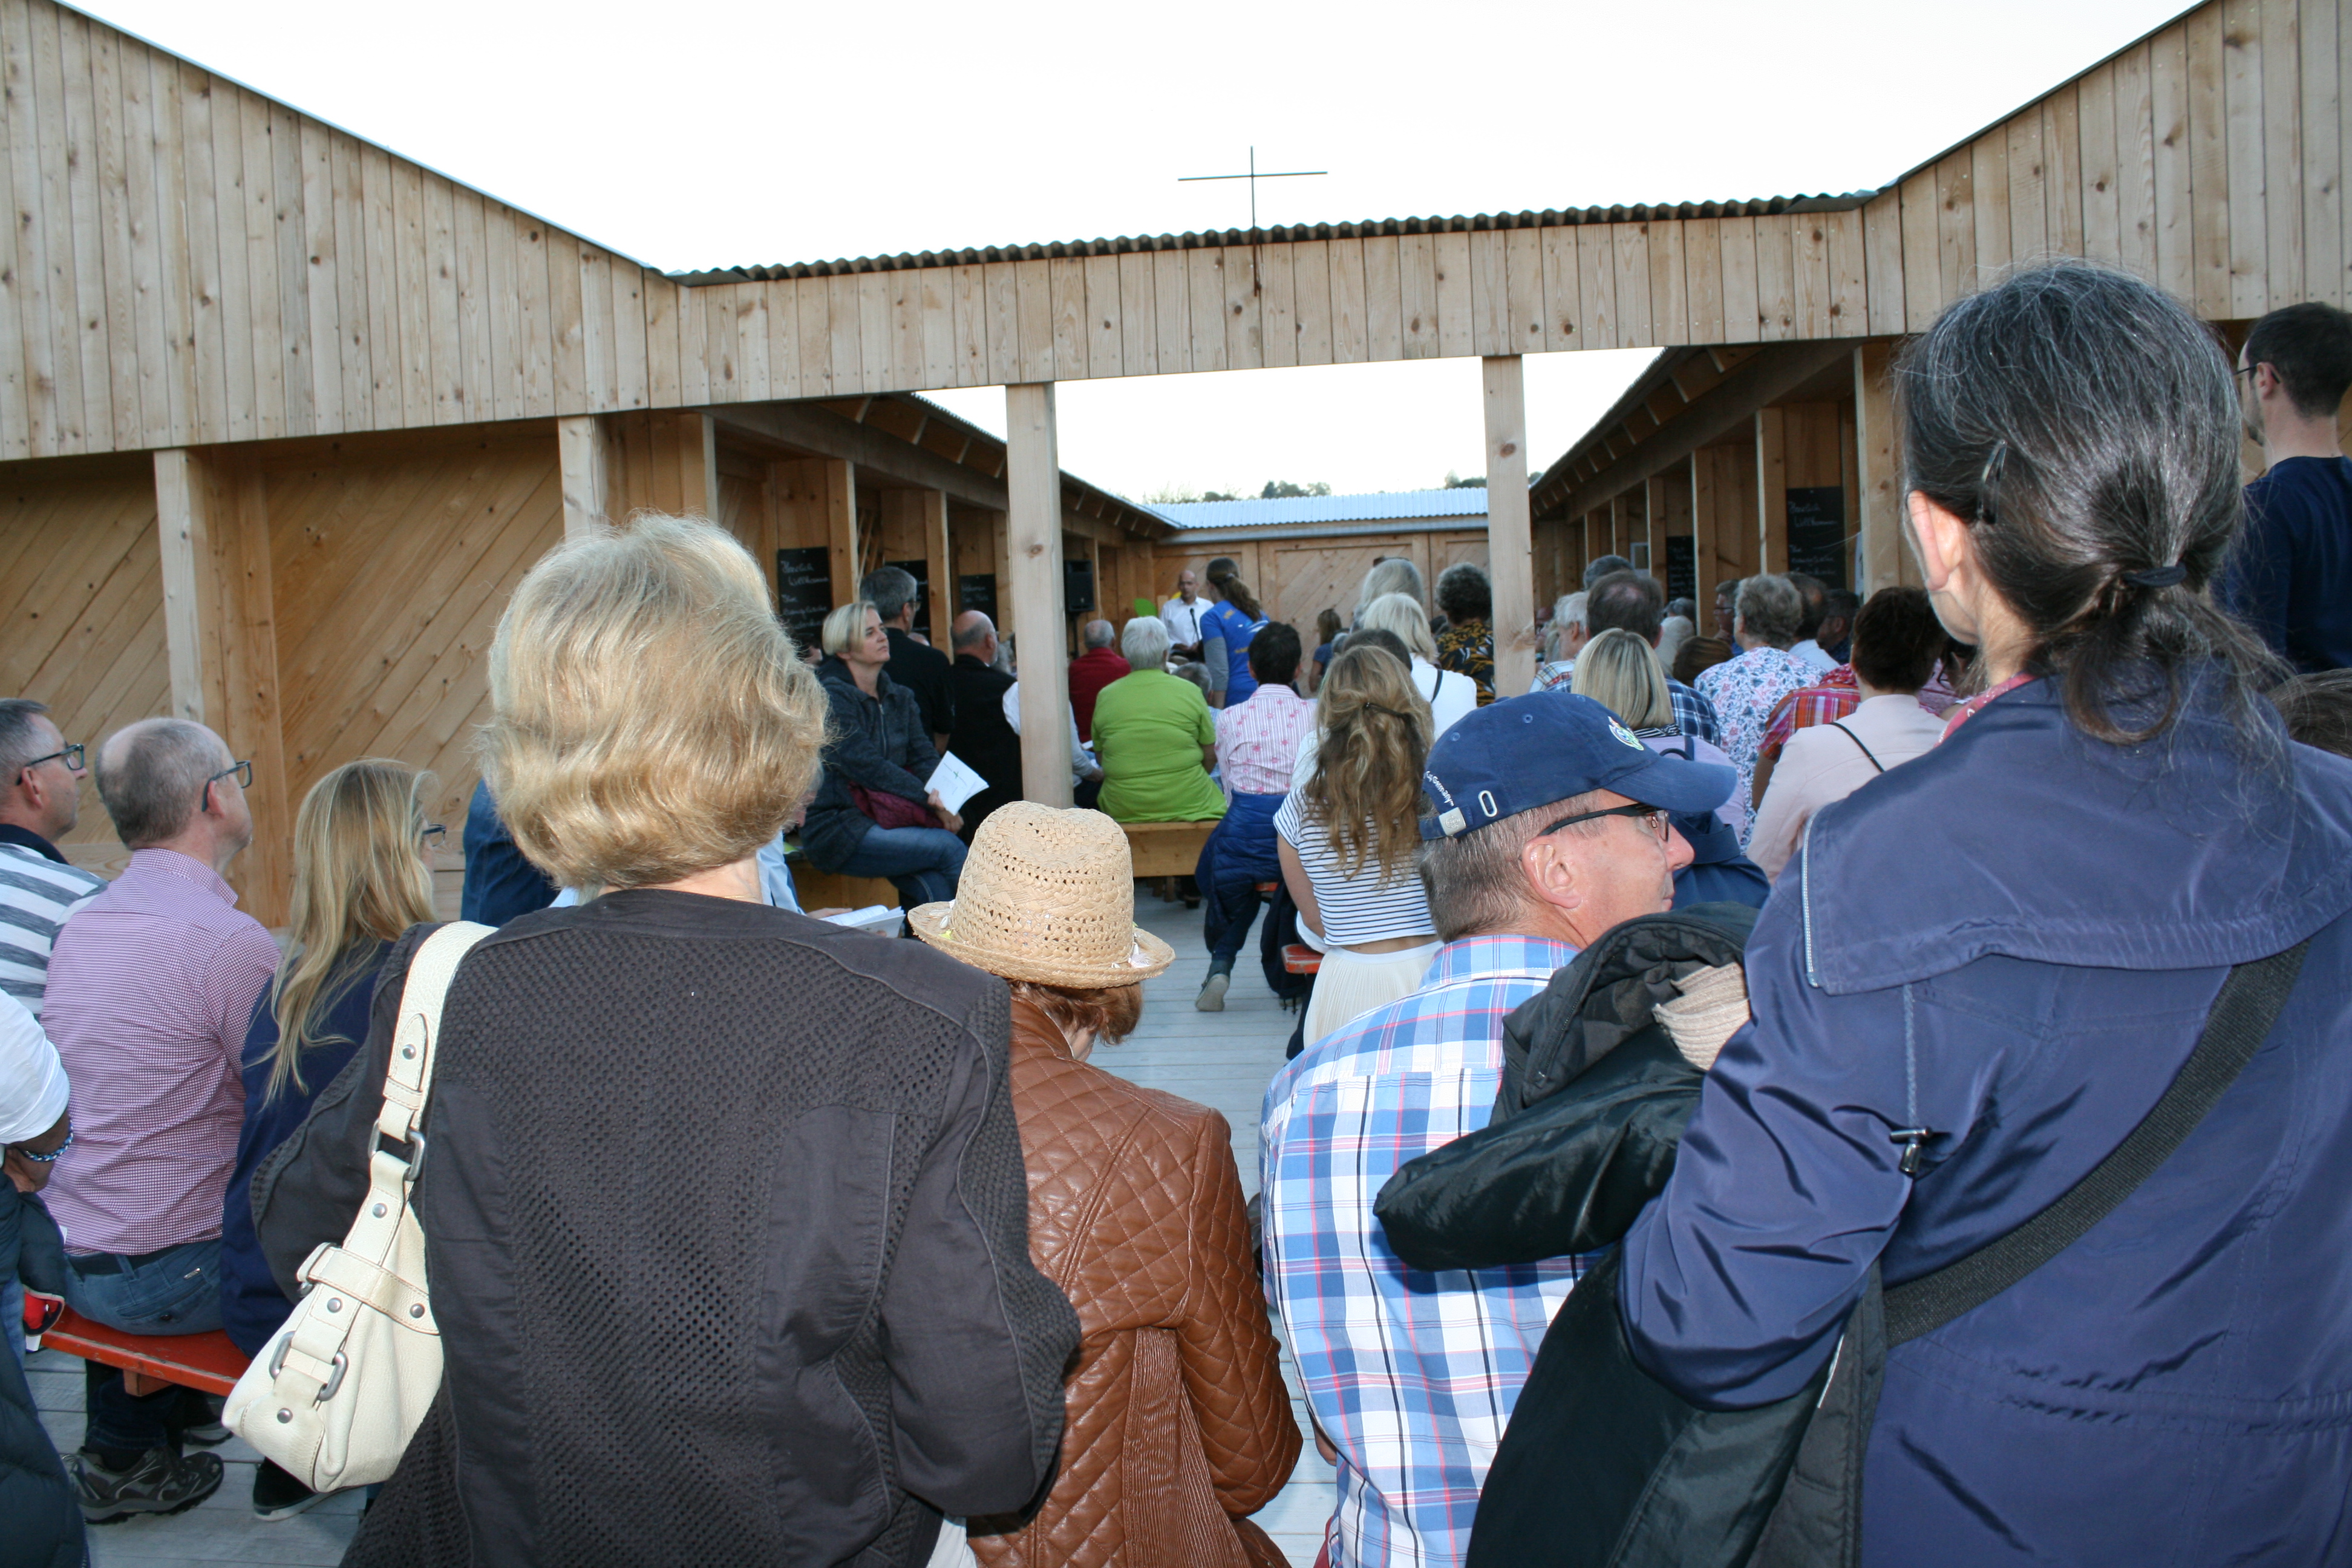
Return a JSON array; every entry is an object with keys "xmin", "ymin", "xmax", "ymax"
[
  {"xmin": 42, "ymin": 849, "xmax": 279, "ymax": 1257},
  {"xmin": 1216, "ymin": 682, "xmax": 1315, "ymax": 797}
]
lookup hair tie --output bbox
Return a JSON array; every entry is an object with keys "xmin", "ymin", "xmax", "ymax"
[{"xmin": 2123, "ymin": 563, "xmax": 2187, "ymax": 589}]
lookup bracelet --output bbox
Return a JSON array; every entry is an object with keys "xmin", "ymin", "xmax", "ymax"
[{"xmin": 14, "ymin": 1125, "xmax": 70, "ymax": 1163}]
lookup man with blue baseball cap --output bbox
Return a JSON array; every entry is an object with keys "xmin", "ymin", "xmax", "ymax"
[{"xmin": 1261, "ymin": 692, "xmax": 1733, "ymax": 1568}]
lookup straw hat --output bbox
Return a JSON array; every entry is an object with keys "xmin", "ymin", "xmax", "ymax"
[{"xmin": 908, "ymin": 803, "xmax": 1174, "ymax": 987}]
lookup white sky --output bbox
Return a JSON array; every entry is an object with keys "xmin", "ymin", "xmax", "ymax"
[{"xmin": 83, "ymin": 0, "xmax": 2191, "ymax": 500}]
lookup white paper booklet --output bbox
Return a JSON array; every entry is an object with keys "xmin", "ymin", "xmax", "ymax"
[{"xmin": 926, "ymin": 751, "xmax": 989, "ymax": 815}]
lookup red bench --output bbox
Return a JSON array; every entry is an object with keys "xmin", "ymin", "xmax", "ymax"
[
  {"xmin": 31, "ymin": 1299, "xmax": 249, "ymax": 1397},
  {"xmin": 1283, "ymin": 944, "xmax": 1323, "ymax": 976}
]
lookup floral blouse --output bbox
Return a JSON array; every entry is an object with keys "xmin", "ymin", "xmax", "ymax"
[
  {"xmin": 1437, "ymin": 617, "xmax": 1495, "ymax": 705},
  {"xmin": 1693, "ymin": 646, "xmax": 1818, "ymax": 826}
]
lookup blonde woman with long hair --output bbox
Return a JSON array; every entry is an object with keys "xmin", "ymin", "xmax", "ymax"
[
  {"xmin": 1570, "ymin": 628, "xmax": 1748, "ymax": 837},
  {"xmin": 1276, "ymin": 637, "xmax": 1443, "ymax": 1048},
  {"xmin": 220, "ymin": 757, "xmax": 440, "ymax": 1519}
]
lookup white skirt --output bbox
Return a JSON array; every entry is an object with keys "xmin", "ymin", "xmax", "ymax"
[{"xmin": 1302, "ymin": 939, "xmax": 1442, "ymax": 1050}]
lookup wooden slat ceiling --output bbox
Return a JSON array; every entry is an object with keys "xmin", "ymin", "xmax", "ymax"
[{"xmin": 0, "ymin": 0, "xmax": 2332, "ymax": 466}]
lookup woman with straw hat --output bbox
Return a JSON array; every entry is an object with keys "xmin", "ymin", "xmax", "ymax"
[{"xmin": 912, "ymin": 803, "xmax": 1300, "ymax": 1568}]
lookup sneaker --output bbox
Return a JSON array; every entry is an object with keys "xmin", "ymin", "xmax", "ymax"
[
  {"xmin": 1196, "ymin": 970, "xmax": 1230, "ymax": 1011},
  {"xmin": 252, "ymin": 1459, "xmax": 328, "ymax": 1521},
  {"xmin": 178, "ymin": 1419, "xmax": 231, "ymax": 1448},
  {"xmin": 173, "ymin": 1390, "xmax": 230, "ymax": 1448},
  {"xmin": 71, "ymin": 1446, "xmax": 224, "ymax": 1524}
]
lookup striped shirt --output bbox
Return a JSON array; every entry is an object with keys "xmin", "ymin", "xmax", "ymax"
[
  {"xmin": 42, "ymin": 849, "xmax": 279, "ymax": 1257},
  {"xmin": 1262, "ymin": 936, "xmax": 1586, "ymax": 1568},
  {"xmin": 0, "ymin": 829, "xmax": 103, "ymax": 1019},
  {"xmin": 1274, "ymin": 792, "xmax": 1436, "ymax": 949}
]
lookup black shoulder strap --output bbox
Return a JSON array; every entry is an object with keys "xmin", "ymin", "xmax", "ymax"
[
  {"xmin": 1827, "ymin": 719, "xmax": 1884, "ymax": 773},
  {"xmin": 1884, "ymin": 938, "xmax": 2311, "ymax": 1345}
]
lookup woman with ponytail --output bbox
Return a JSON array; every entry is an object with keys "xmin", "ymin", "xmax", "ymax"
[
  {"xmin": 1276, "ymin": 635, "xmax": 1442, "ymax": 1047},
  {"xmin": 1616, "ymin": 261, "xmax": 2352, "ymax": 1564}
]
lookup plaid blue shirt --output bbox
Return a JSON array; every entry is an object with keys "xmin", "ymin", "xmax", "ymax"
[{"xmin": 1262, "ymin": 936, "xmax": 1586, "ymax": 1568}]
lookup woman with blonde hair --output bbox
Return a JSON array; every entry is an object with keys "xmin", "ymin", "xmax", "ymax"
[
  {"xmin": 1277, "ymin": 640, "xmax": 1443, "ymax": 1045},
  {"xmin": 256, "ymin": 515, "xmax": 1078, "ymax": 1568},
  {"xmin": 1572, "ymin": 628, "xmax": 1747, "ymax": 837},
  {"xmin": 801, "ymin": 597, "xmax": 967, "ymax": 907},
  {"xmin": 913, "ymin": 804, "xmax": 1299, "ymax": 1568},
  {"xmin": 220, "ymin": 758, "xmax": 440, "ymax": 1520},
  {"xmin": 1353, "ymin": 590, "xmax": 1477, "ymax": 738}
]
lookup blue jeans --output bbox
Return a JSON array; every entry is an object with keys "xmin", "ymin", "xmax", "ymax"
[
  {"xmin": 837, "ymin": 826, "xmax": 967, "ymax": 909},
  {"xmin": 63, "ymin": 1238, "xmax": 221, "ymax": 1457}
]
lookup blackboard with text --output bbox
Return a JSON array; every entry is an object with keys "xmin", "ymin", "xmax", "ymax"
[
  {"xmin": 959, "ymin": 573, "xmax": 998, "ymax": 624},
  {"xmin": 1665, "ymin": 534, "xmax": 1696, "ymax": 605},
  {"xmin": 1785, "ymin": 488, "xmax": 1848, "ymax": 591},
  {"xmin": 776, "ymin": 547, "xmax": 831, "ymax": 653}
]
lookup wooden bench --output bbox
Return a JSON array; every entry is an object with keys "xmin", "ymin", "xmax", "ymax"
[
  {"xmin": 1282, "ymin": 944, "xmax": 1324, "ymax": 976},
  {"xmin": 38, "ymin": 1304, "xmax": 249, "ymax": 1397},
  {"xmin": 791, "ymin": 866, "xmax": 903, "ymax": 912},
  {"xmin": 1119, "ymin": 819, "xmax": 1219, "ymax": 879}
]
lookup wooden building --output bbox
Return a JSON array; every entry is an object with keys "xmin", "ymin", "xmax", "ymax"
[
  {"xmin": 1149, "ymin": 489, "xmax": 1492, "ymax": 633},
  {"xmin": 0, "ymin": 0, "xmax": 2340, "ymax": 918}
]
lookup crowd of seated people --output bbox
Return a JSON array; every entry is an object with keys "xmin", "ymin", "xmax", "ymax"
[{"xmin": 9, "ymin": 263, "xmax": 2352, "ymax": 1568}]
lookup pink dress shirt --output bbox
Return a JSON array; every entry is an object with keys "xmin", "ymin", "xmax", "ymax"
[
  {"xmin": 42, "ymin": 848, "xmax": 280, "ymax": 1256},
  {"xmin": 1215, "ymin": 683, "xmax": 1315, "ymax": 797}
]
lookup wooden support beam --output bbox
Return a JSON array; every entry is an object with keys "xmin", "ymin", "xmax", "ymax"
[
  {"xmin": 1546, "ymin": 341, "xmax": 1851, "ymax": 524},
  {"xmin": 1645, "ymin": 474, "xmax": 1667, "ymax": 589},
  {"xmin": 712, "ymin": 400, "xmax": 1010, "ymax": 512},
  {"xmin": 1483, "ymin": 356, "xmax": 1537, "ymax": 696},
  {"xmin": 1756, "ymin": 407, "xmax": 1788, "ymax": 575},
  {"xmin": 557, "ymin": 414, "xmax": 607, "ymax": 538},
  {"xmin": 153, "ymin": 449, "xmax": 294, "ymax": 926},
  {"xmin": 819, "ymin": 457, "xmax": 858, "ymax": 607},
  {"xmin": 1853, "ymin": 340, "xmax": 1907, "ymax": 593},
  {"xmin": 1005, "ymin": 383, "xmax": 1072, "ymax": 806},
  {"xmin": 1691, "ymin": 452, "xmax": 1719, "ymax": 618},
  {"xmin": 922, "ymin": 489, "xmax": 953, "ymax": 638}
]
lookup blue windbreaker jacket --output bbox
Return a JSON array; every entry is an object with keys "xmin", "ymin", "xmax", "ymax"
[{"xmin": 1621, "ymin": 675, "xmax": 2352, "ymax": 1565}]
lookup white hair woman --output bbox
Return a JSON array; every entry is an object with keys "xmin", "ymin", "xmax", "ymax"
[
  {"xmin": 254, "ymin": 514, "xmax": 1079, "ymax": 1568},
  {"xmin": 1353, "ymin": 591, "xmax": 1477, "ymax": 739},
  {"xmin": 1090, "ymin": 616, "xmax": 1226, "ymax": 823}
]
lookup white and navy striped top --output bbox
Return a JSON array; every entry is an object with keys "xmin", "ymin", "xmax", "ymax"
[
  {"xmin": 0, "ymin": 835, "xmax": 103, "ymax": 1019},
  {"xmin": 1275, "ymin": 791, "xmax": 1438, "ymax": 949}
]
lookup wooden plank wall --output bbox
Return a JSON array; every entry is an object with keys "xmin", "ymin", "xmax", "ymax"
[
  {"xmin": 263, "ymin": 424, "xmax": 562, "ymax": 837},
  {"xmin": 0, "ymin": 0, "xmax": 2334, "ymax": 468},
  {"xmin": 0, "ymin": 451, "xmax": 165, "ymax": 866}
]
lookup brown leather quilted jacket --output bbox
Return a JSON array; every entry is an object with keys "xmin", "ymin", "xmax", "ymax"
[{"xmin": 970, "ymin": 999, "xmax": 1302, "ymax": 1568}]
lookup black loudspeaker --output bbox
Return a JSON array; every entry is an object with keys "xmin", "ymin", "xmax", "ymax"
[{"xmin": 1064, "ymin": 559, "xmax": 1096, "ymax": 615}]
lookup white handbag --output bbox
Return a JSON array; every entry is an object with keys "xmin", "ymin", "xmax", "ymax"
[{"xmin": 224, "ymin": 920, "xmax": 492, "ymax": 1491}]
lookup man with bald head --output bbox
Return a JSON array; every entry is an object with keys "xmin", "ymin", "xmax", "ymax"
[
  {"xmin": 43, "ymin": 717, "xmax": 278, "ymax": 1520},
  {"xmin": 946, "ymin": 610, "xmax": 1024, "ymax": 838}
]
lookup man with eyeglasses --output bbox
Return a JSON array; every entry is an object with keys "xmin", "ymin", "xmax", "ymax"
[
  {"xmin": 1261, "ymin": 693, "xmax": 1730, "ymax": 1568},
  {"xmin": 0, "ymin": 700, "xmax": 104, "ymax": 1022},
  {"xmin": 41, "ymin": 718, "xmax": 278, "ymax": 1523}
]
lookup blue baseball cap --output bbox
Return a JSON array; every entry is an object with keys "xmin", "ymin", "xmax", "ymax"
[{"xmin": 1419, "ymin": 691, "xmax": 1736, "ymax": 840}]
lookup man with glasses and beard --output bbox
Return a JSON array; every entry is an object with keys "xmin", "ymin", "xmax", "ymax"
[{"xmin": 1260, "ymin": 693, "xmax": 1729, "ymax": 1568}]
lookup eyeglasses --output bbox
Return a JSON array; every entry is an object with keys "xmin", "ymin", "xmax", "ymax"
[
  {"xmin": 18, "ymin": 743, "xmax": 83, "ymax": 777},
  {"xmin": 419, "ymin": 823, "xmax": 447, "ymax": 851},
  {"xmin": 202, "ymin": 759, "xmax": 252, "ymax": 812},
  {"xmin": 1538, "ymin": 802, "xmax": 1671, "ymax": 844}
]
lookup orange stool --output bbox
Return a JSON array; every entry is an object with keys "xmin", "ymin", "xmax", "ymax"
[
  {"xmin": 39, "ymin": 1305, "xmax": 249, "ymax": 1397},
  {"xmin": 1282, "ymin": 944, "xmax": 1324, "ymax": 976}
]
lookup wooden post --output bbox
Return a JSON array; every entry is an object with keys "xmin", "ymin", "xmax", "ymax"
[
  {"xmin": 1482, "ymin": 356, "xmax": 1537, "ymax": 697},
  {"xmin": 820, "ymin": 458, "xmax": 858, "ymax": 607},
  {"xmin": 557, "ymin": 414, "xmax": 607, "ymax": 538},
  {"xmin": 1005, "ymin": 383, "xmax": 1073, "ymax": 806},
  {"xmin": 1691, "ymin": 452, "xmax": 1718, "ymax": 619},
  {"xmin": 1645, "ymin": 474, "xmax": 1666, "ymax": 590},
  {"xmin": 1853, "ymin": 341, "xmax": 1906, "ymax": 592},
  {"xmin": 922, "ymin": 489, "xmax": 952, "ymax": 637},
  {"xmin": 1756, "ymin": 407, "xmax": 1788, "ymax": 575},
  {"xmin": 152, "ymin": 449, "xmax": 294, "ymax": 926}
]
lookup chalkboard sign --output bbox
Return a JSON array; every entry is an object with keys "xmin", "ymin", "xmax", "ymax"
[
  {"xmin": 776, "ymin": 546, "xmax": 832, "ymax": 653},
  {"xmin": 958, "ymin": 573, "xmax": 998, "ymax": 624},
  {"xmin": 1665, "ymin": 535, "xmax": 1697, "ymax": 605},
  {"xmin": 886, "ymin": 558, "xmax": 930, "ymax": 633},
  {"xmin": 1785, "ymin": 488, "xmax": 1848, "ymax": 591}
]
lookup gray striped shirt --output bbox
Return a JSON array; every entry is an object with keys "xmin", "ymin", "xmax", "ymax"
[{"xmin": 0, "ymin": 841, "xmax": 103, "ymax": 1019}]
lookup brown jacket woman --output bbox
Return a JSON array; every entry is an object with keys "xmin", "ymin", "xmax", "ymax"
[{"xmin": 972, "ymin": 998, "xmax": 1300, "ymax": 1568}]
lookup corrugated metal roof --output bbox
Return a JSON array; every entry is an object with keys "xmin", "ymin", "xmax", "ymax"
[
  {"xmin": 1158, "ymin": 489, "xmax": 1491, "ymax": 530},
  {"xmin": 669, "ymin": 195, "xmax": 1877, "ymax": 284}
]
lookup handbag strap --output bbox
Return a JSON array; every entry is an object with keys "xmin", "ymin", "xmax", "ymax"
[
  {"xmin": 371, "ymin": 921, "xmax": 494, "ymax": 1157},
  {"xmin": 1884, "ymin": 937, "xmax": 2311, "ymax": 1344},
  {"xmin": 1827, "ymin": 719, "xmax": 1884, "ymax": 773}
]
